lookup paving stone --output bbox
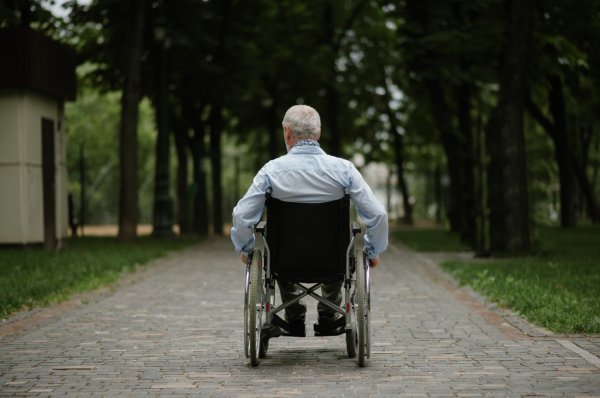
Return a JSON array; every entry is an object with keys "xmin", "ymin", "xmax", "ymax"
[{"xmin": 0, "ymin": 238, "xmax": 598, "ymax": 397}]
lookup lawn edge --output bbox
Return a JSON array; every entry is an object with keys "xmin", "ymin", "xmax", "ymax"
[
  {"xmin": 418, "ymin": 247, "xmax": 600, "ymax": 339},
  {"xmin": 390, "ymin": 242, "xmax": 577, "ymax": 339},
  {"xmin": 0, "ymin": 244, "xmax": 200, "ymax": 340}
]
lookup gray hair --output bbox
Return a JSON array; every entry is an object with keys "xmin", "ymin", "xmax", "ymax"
[{"xmin": 282, "ymin": 105, "xmax": 321, "ymax": 140}]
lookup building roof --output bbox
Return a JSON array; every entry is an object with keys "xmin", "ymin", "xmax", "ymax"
[{"xmin": 0, "ymin": 27, "xmax": 76, "ymax": 101}]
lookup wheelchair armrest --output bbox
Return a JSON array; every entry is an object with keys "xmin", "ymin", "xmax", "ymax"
[
  {"xmin": 352, "ymin": 222, "xmax": 361, "ymax": 235},
  {"xmin": 255, "ymin": 221, "xmax": 267, "ymax": 234}
]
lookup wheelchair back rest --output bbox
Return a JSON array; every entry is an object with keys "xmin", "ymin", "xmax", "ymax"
[{"xmin": 265, "ymin": 195, "xmax": 351, "ymax": 283}]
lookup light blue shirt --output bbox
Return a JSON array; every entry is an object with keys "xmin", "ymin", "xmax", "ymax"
[{"xmin": 231, "ymin": 143, "xmax": 388, "ymax": 259}]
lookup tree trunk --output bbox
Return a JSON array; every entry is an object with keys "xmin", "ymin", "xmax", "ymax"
[
  {"xmin": 322, "ymin": 0, "xmax": 338, "ymax": 156},
  {"xmin": 473, "ymin": 94, "xmax": 490, "ymax": 257},
  {"xmin": 117, "ymin": 0, "xmax": 144, "ymax": 242},
  {"xmin": 326, "ymin": 88, "xmax": 341, "ymax": 156},
  {"xmin": 434, "ymin": 166, "xmax": 443, "ymax": 225},
  {"xmin": 455, "ymin": 82, "xmax": 477, "ymax": 246},
  {"xmin": 386, "ymin": 168, "xmax": 393, "ymax": 219},
  {"xmin": 191, "ymin": 112, "xmax": 209, "ymax": 236},
  {"xmin": 392, "ymin": 126, "xmax": 413, "ymax": 225},
  {"xmin": 573, "ymin": 159, "xmax": 600, "ymax": 223},
  {"xmin": 173, "ymin": 114, "xmax": 190, "ymax": 234},
  {"xmin": 210, "ymin": 104, "xmax": 224, "ymax": 235},
  {"xmin": 151, "ymin": 36, "xmax": 174, "ymax": 239},
  {"xmin": 379, "ymin": 69, "xmax": 413, "ymax": 224},
  {"xmin": 265, "ymin": 103, "xmax": 279, "ymax": 159},
  {"xmin": 579, "ymin": 126, "xmax": 600, "ymax": 223},
  {"xmin": 527, "ymin": 97, "xmax": 600, "ymax": 225},
  {"xmin": 548, "ymin": 75, "xmax": 576, "ymax": 227},
  {"xmin": 450, "ymin": 0, "xmax": 479, "ymax": 248},
  {"xmin": 485, "ymin": 110, "xmax": 507, "ymax": 251},
  {"xmin": 487, "ymin": 0, "xmax": 533, "ymax": 252},
  {"xmin": 426, "ymin": 79, "xmax": 465, "ymax": 235},
  {"xmin": 382, "ymin": 105, "xmax": 412, "ymax": 224},
  {"xmin": 406, "ymin": 0, "xmax": 475, "ymax": 239}
]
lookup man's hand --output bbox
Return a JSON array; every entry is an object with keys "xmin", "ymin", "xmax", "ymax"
[
  {"xmin": 368, "ymin": 257, "xmax": 379, "ymax": 268},
  {"xmin": 241, "ymin": 254, "xmax": 249, "ymax": 264}
]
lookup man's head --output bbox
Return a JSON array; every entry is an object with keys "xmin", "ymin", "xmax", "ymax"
[{"xmin": 282, "ymin": 105, "xmax": 321, "ymax": 150}]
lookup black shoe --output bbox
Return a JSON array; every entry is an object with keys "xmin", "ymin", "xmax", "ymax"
[
  {"xmin": 281, "ymin": 319, "xmax": 306, "ymax": 337},
  {"xmin": 314, "ymin": 317, "xmax": 345, "ymax": 336},
  {"xmin": 262, "ymin": 324, "xmax": 282, "ymax": 338}
]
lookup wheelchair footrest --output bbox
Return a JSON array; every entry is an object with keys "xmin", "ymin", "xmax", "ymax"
[
  {"xmin": 272, "ymin": 315, "xmax": 306, "ymax": 337},
  {"xmin": 313, "ymin": 317, "xmax": 346, "ymax": 336}
]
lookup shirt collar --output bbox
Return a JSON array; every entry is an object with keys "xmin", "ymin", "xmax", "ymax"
[
  {"xmin": 293, "ymin": 139, "xmax": 320, "ymax": 148},
  {"xmin": 288, "ymin": 143, "xmax": 326, "ymax": 155}
]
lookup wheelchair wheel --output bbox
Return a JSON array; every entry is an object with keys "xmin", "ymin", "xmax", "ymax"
[
  {"xmin": 243, "ymin": 260, "xmax": 251, "ymax": 359},
  {"xmin": 356, "ymin": 260, "xmax": 368, "ymax": 367},
  {"xmin": 247, "ymin": 249, "xmax": 265, "ymax": 366},
  {"xmin": 365, "ymin": 264, "xmax": 371, "ymax": 359},
  {"xmin": 346, "ymin": 249, "xmax": 358, "ymax": 358}
]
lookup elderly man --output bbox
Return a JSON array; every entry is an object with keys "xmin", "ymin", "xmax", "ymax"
[{"xmin": 231, "ymin": 104, "xmax": 388, "ymax": 336}]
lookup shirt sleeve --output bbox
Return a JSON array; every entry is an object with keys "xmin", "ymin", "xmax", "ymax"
[
  {"xmin": 348, "ymin": 165, "xmax": 388, "ymax": 259},
  {"xmin": 230, "ymin": 167, "xmax": 271, "ymax": 254}
]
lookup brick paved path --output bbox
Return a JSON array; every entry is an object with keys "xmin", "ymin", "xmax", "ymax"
[{"xmin": 1, "ymin": 238, "xmax": 599, "ymax": 397}]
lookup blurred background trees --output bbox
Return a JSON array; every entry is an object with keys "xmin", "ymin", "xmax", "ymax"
[{"xmin": 3, "ymin": 0, "xmax": 598, "ymax": 254}]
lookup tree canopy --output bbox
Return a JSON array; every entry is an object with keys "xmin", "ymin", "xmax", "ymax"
[{"xmin": 7, "ymin": 0, "xmax": 599, "ymax": 252}]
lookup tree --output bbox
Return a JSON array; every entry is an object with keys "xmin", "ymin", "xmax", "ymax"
[
  {"xmin": 486, "ymin": 0, "xmax": 534, "ymax": 252},
  {"xmin": 117, "ymin": 0, "xmax": 145, "ymax": 242},
  {"xmin": 352, "ymin": 4, "xmax": 415, "ymax": 224},
  {"xmin": 62, "ymin": 0, "xmax": 599, "ymax": 241},
  {"xmin": 171, "ymin": 106, "xmax": 191, "ymax": 234},
  {"xmin": 399, "ymin": 0, "xmax": 489, "ymax": 243},
  {"xmin": 0, "ymin": 0, "xmax": 62, "ymax": 34},
  {"xmin": 526, "ymin": 0, "xmax": 600, "ymax": 225},
  {"xmin": 68, "ymin": 0, "xmax": 149, "ymax": 241}
]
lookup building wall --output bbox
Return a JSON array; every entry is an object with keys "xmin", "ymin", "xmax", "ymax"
[{"xmin": 0, "ymin": 89, "xmax": 68, "ymax": 244}]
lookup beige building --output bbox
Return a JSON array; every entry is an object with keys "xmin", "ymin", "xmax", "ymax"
[{"xmin": 0, "ymin": 27, "xmax": 76, "ymax": 248}]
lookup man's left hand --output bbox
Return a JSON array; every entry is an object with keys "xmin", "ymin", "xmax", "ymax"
[{"xmin": 241, "ymin": 254, "xmax": 248, "ymax": 264}]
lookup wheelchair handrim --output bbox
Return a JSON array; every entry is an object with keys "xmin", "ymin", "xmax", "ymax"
[
  {"xmin": 366, "ymin": 265, "xmax": 371, "ymax": 358},
  {"xmin": 244, "ymin": 264, "xmax": 250, "ymax": 358}
]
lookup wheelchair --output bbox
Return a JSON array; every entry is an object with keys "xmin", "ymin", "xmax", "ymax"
[{"xmin": 243, "ymin": 192, "xmax": 371, "ymax": 367}]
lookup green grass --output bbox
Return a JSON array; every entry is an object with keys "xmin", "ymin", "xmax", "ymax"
[
  {"xmin": 392, "ymin": 227, "xmax": 470, "ymax": 252},
  {"xmin": 441, "ymin": 226, "xmax": 600, "ymax": 334},
  {"xmin": 0, "ymin": 236, "xmax": 197, "ymax": 319}
]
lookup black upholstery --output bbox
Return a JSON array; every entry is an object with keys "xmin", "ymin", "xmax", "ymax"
[{"xmin": 265, "ymin": 195, "xmax": 350, "ymax": 283}]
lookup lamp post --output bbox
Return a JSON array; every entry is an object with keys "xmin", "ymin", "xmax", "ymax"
[{"xmin": 152, "ymin": 16, "xmax": 174, "ymax": 238}]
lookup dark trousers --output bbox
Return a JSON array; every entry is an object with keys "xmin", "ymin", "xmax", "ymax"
[{"xmin": 278, "ymin": 280, "xmax": 343, "ymax": 323}]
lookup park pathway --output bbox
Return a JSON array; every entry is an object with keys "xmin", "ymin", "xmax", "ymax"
[{"xmin": 1, "ymin": 238, "xmax": 599, "ymax": 397}]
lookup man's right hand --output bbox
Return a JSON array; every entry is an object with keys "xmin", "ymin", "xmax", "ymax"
[{"xmin": 368, "ymin": 257, "xmax": 379, "ymax": 268}]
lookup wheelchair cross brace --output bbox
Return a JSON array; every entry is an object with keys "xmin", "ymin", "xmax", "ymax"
[
  {"xmin": 271, "ymin": 282, "xmax": 345, "ymax": 317},
  {"xmin": 254, "ymin": 220, "xmax": 361, "ymax": 336}
]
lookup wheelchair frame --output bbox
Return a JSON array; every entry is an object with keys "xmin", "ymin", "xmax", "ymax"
[{"xmin": 243, "ymin": 219, "xmax": 371, "ymax": 367}]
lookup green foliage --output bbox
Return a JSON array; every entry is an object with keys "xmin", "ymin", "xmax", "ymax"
[
  {"xmin": 0, "ymin": 0, "xmax": 67, "ymax": 38},
  {"xmin": 52, "ymin": 0, "xmax": 600, "ymax": 232},
  {"xmin": 65, "ymin": 70, "xmax": 158, "ymax": 224},
  {"xmin": 393, "ymin": 227, "xmax": 469, "ymax": 252},
  {"xmin": 0, "ymin": 237, "xmax": 196, "ymax": 319},
  {"xmin": 442, "ymin": 226, "xmax": 600, "ymax": 333}
]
